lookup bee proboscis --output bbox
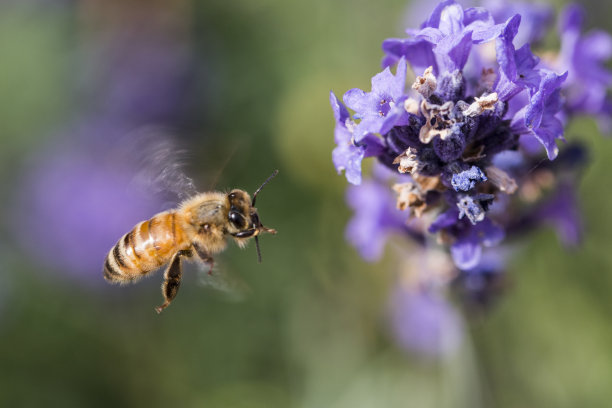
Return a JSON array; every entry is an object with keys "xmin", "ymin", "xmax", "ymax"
[{"xmin": 103, "ymin": 170, "xmax": 278, "ymax": 313}]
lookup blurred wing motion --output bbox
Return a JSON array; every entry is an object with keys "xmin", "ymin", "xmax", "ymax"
[
  {"xmin": 195, "ymin": 262, "xmax": 252, "ymax": 303},
  {"xmin": 126, "ymin": 126, "xmax": 198, "ymax": 202}
]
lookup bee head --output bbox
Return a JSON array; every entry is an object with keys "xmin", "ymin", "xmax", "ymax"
[{"xmin": 227, "ymin": 170, "xmax": 278, "ymax": 262}]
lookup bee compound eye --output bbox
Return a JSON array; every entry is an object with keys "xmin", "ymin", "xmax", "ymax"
[{"xmin": 228, "ymin": 211, "xmax": 244, "ymax": 228}]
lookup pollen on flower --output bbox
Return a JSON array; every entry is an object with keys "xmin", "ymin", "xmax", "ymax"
[
  {"xmin": 412, "ymin": 66, "xmax": 437, "ymax": 98},
  {"xmin": 393, "ymin": 147, "xmax": 419, "ymax": 174},
  {"xmin": 393, "ymin": 173, "xmax": 443, "ymax": 216},
  {"xmin": 457, "ymin": 194, "xmax": 494, "ymax": 224},
  {"xmin": 463, "ymin": 93, "xmax": 499, "ymax": 117},
  {"xmin": 451, "ymin": 166, "xmax": 487, "ymax": 192},
  {"xmin": 404, "ymin": 98, "xmax": 420, "ymax": 115},
  {"xmin": 393, "ymin": 182, "xmax": 425, "ymax": 213},
  {"xmin": 419, "ymin": 100, "xmax": 455, "ymax": 143}
]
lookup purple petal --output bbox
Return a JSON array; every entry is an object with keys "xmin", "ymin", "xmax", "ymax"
[
  {"xmin": 477, "ymin": 219, "xmax": 505, "ymax": 247},
  {"xmin": 581, "ymin": 31, "xmax": 612, "ymax": 65},
  {"xmin": 333, "ymin": 143, "xmax": 366, "ymax": 185},
  {"xmin": 525, "ymin": 70, "xmax": 568, "ymax": 130},
  {"xmin": 514, "ymin": 44, "xmax": 541, "ymax": 89},
  {"xmin": 531, "ymin": 114, "xmax": 564, "ymax": 160},
  {"xmin": 465, "ymin": 8, "xmax": 504, "ymax": 43},
  {"xmin": 560, "ymin": 3, "xmax": 584, "ymax": 34},
  {"xmin": 494, "ymin": 14, "xmax": 523, "ymax": 101},
  {"xmin": 372, "ymin": 58, "xmax": 407, "ymax": 102},
  {"xmin": 422, "ymin": 0, "xmax": 459, "ymax": 29},
  {"xmin": 342, "ymin": 60, "xmax": 408, "ymax": 141},
  {"xmin": 536, "ymin": 183, "xmax": 582, "ymax": 247},
  {"xmin": 330, "ymin": 91, "xmax": 350, "ymax": 125},
  {"xmin": 470, "ymin": 22, "xmax": 505, "ymax": 44},
  {"xmin": 343, "ymin": 88, "xmax": 371, "ymax": 115},
  {"xmin": 428, "ymin": 207, "xmax": 460, "ymax": 233},
  {"xmin": 382, "ymin": 38, "xmax": 438, "ymax": 74},
  {"xmin": 438, "ymin": 3, "xmax": 465, "ymax": 36},
  {"xmin": 362, "ymin": 134, "xmax": 386, "ymax": 158},
  {"xmin": 353, "ymin": 116, "xmax": 386, "ymax": 142},
  {"xmin": 435, "ymin": 29, "xmax": 474, "ymax": 72},
  {"xmin": 556, "ymin": 3, "xmax": 612, "ymax": 125},
  {"xmin": 415, "ymin": 27, "xmax": 445, "ymax": 45},
  {"xmin": 484, "ymin": 0, "xmax": 553, "ymax": 46},
  {"xmin": 463, "ymin": 7, "xmax": 494, "ymax": 27},
  {"xmin": 345, "ymin": 181, "xmax": 406, "ymax": 261},
  {"xmin": 450, "ymin": 218, "xmax": 504, "ymax": 270},
  {"xmin": 451, "ymin": 236, "xmax": 482, "ymax": 270}
]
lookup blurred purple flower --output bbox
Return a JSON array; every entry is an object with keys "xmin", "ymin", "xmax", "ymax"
[
  {"xmin": 97, "ymin": 33, "xmax": 193, "ymax": 125},
  {"xmin": 450, "ymin": 218, "xmax": 504, "ymax": 270},
  {"xmin": 14, "ymin": 141, "xmax": 162, "ymax": 284},
  {"xmin": 452, "ymin": 248, "xmax": 509, "ymax": 308},
  {"xmin": 12, "ymin": 2, "xmax": 195, "ymax": 284},
  {"xmin": 483, "ymin": 0, "xmax": 553, "ymax": 47},
  {"xmin": 390, "ymin": 286, "xmax": 463, "ymax": 356},
  {"xmin": 557, "ymin": 4, "xmax": 612, "ymax": 130}
]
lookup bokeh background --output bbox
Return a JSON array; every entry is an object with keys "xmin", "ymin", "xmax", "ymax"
[{"xmin": 1, "ymin": 0, "xmax": 612, "ymax": 407}]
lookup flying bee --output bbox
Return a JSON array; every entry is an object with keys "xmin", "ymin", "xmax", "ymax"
[{"xmin": 103, "ymin": 170, "xmax": 278, "ymax": 313}]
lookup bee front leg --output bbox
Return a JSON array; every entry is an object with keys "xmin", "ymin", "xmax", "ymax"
[
  {"xmin": 193, "ymin": 243, "xmax": 214, "ymax": 275},
  {"xmin": 155, "ymin": 252, "xmax": 185, "ymax": 314}
]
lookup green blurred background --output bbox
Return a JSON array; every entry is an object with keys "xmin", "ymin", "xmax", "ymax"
[{"xmin": 1, "ymin": 0, "xmax": 612, "ymax": 407}]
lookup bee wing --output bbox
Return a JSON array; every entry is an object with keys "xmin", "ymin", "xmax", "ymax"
[
  {"xmin": 194, "ymin": 261, "xmax": 252, "ymax": 302},
  {"xmin": 124, "ymin": 126, "xmax": 199, "ymax": 203}
]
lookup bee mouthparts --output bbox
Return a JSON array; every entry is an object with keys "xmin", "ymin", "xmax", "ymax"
[{"xmin": 262, "ymin": 226, "xmax": 277, "ymax": 234}]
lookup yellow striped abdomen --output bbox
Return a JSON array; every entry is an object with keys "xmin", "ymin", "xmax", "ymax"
[{"xmin": 104, "ymin": 211, "xmax": 189, "ymax": 283}]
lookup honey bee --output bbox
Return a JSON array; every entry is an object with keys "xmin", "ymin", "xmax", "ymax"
[{"xmin": 103, "ymin": 170, "xmax": 278, "ymax": 313}]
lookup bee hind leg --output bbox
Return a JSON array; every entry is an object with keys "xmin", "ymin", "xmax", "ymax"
[{"xmin": 155, "ymin": 251, "xmax": 187, "ymax": 314}]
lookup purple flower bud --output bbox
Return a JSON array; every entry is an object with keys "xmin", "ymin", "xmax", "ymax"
[
  {"xmin": 433, "ymin": 124, "xmax": 466, "ymax": 162},
  {"xmin": 457, "ymin": 194, "xmax": 493, "ymax": 224},
  {"xmin": 434, "ymin": 70, "xmax": 465, "ymax": 102},
  {"xmin": 451, "ymin": 165, "xmax": 487, "ymax": 191}
]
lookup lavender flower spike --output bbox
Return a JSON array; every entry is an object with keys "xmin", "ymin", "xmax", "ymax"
[{"xmin": 330, "ymin": 0, "xmax": 608, "ymax": 348}]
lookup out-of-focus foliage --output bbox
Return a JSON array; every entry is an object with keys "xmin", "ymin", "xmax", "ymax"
[{"xmin": 0, "ymin": 0, "xmax": 611, "ymax": 407}]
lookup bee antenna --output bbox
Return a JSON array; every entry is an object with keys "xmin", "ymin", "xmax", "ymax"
[
  {"xmin": 252, "ymin": 169, "xmax": 279, "ymax": 206},
  {"xmin": 255, "ymin": 236, "xmax": 263, "ymax": 263}
]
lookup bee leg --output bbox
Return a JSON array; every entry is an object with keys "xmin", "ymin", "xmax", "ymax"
[
  {"xmin": 206, "ymin": 258, "xmax": 215, "ymax": 275},
  {"xmin": 193, "ymin": 244, "xmax": 214, "ymax": 275},
  {"xmin": 155, "ymin": 252, "xmax": 184, "ymax": 314}
]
